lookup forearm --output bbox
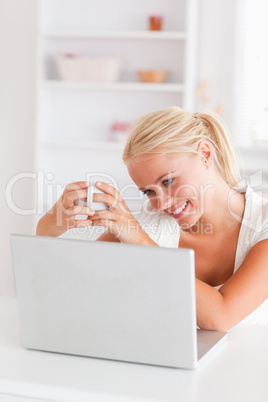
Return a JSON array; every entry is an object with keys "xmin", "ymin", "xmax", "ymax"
[
  {"xmin": 121, "ymin": 225, "xmax": 160, "ymax": 246},
  {"xmin": 36, "ymin": 214, "xmax": 53, "ymax": 236},
  {"xmin": 195, "ymin": 278, "xmax": 227, "ymax": 331},
  {"xmin": 36, "ymin": 210, "xmax": 63, "ymax": 237},
  {"xmin": 139, "ymin": 231, "xmax": 159, "ymax": 246}
]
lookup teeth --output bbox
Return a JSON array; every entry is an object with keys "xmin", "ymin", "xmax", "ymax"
[{"xmin": 172, "ymin": 201, "xmax": 188, "ymax": 215}]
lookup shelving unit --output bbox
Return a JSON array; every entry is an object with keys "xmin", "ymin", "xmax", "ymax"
[
  {"xmin": 35, "ymin": 0, "xmax": 198, "ymax": 210},
  {"xmin": 44, "ymin": 80, "xmax": 185, "ymax": 92},
  {"xmin": 42, "ymin": 30, "xmax": 187, "ymax": 40}
]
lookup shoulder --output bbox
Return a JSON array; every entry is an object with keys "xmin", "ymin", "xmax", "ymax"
[
  {"xmin": 234, "ymin": 185, "xmax": 268, "ymax": 271},
  {"xmin": 242, "ymin": 186, "xmax": 268, "ymax": 243},
  {"xmin": 135, "ymin": 201, "xmax": 180, "ymax": 248}
]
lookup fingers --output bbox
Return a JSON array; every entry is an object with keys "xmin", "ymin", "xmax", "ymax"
[
  {"xmin": 63, "ymin": 188, "xmax": 89, "ymax": 206},
  {"xmin": 67, "ymin": 217, "xmax": 93, "ymax": 230},
  {"xmin": 61, "ymin": 181, "xmax": 128, "ymax": 218},
  {"xmin": 63, "ymin": 181, "xmax": 90, "ymax": 208},
  {"xmin": 64, "ymin": 181, "xmax": 90, "ymax": 193},
  {"xmin": 92, "ymin": 192, "xmax": 115, "ymax": 209},
  {"xmin": 95, "ymin": 181, "xmax": 121, "ymax": 200},
  {"xmin": 91, "ymin": 218, "xmax": 121, "ymax": 235},
  {"xmin": 65, "ymin": 205, "xmax": 95, "ymax": 217},
  {"xmin": 92, "ymin": 192, "xmax": 129, "ymax": 213},
  {"xmin": 90, "ymin": 210, "xmax": 115, "ymax": 221}
]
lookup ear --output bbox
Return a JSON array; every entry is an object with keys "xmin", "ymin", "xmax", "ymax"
[{"xmin": 198, "ymin": 142, "xmax": 213, "ymax": 167}]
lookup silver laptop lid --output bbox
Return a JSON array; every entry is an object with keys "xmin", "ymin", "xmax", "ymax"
[{"xmin": 11, "ymin": 234, "xmax": 197, "ymax": 369}]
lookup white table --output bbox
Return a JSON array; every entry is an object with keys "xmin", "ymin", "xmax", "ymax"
[{"xmin": 0, "ymin": 296, "xmax": 267, "ymax": 402}]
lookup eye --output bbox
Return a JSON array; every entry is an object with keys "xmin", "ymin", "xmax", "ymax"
[
  {"xmin": 141, "ymin": 179, "xmax": 174, "ymax": 196},
  {"xmin": 142, "ymin": 189, "xmax": 154, "ymax": 196},
  {"xmin": 162, "ymin": 178, "xmax": 174, "ymax": 186}
]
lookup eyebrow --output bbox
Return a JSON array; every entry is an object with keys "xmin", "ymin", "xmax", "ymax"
[{"xmin": 138, "ymin": 171, "xmax": 176, "ymax": 191}]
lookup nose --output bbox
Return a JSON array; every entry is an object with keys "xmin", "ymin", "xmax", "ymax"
[{"xmin": 151, "ymin": 195, "xmax": 173, "ymax": 211}]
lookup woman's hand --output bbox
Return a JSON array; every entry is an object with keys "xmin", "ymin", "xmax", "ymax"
[
  {"xmin": 36, "ymin": 181, "xmax": 95, "ymax": 237},
  {"xmin": 90, "ymin": 181, "xmax": 156, "ymax": 245}
]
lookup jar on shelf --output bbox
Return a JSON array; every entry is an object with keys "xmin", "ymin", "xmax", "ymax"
[
  {"xmin": 149, "ymin": 15, "xmax": 163, "ymax": 31},
  {"xmin": 110, "ymin": 121, "xmax": 131, "ymax": 143}
]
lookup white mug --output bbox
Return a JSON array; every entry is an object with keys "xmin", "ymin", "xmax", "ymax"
[{"xmin": 74, "ymin": 183, "xmax": 108, "ymax": 211}]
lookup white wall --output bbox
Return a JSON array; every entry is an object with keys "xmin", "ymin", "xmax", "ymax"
[
  {"xmin": 0, "ymin": 0, "xmax": 38, "ymax": 296},
  {"xmin": 195, "ymin": 0, "xmax": 268, "ymax": 192},
  {"xmin": 195, "ymin": 0, "xmax": 236, "ymax": 132}
]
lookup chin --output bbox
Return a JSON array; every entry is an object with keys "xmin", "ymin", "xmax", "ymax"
[{"xmin": 177, "ymin": 215, "xmax": 201, "ymax": 230}]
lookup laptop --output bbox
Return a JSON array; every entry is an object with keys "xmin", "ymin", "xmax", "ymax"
[{"xmin": 10, "ymin": 234, "xmax": 227, "ymax": 369}]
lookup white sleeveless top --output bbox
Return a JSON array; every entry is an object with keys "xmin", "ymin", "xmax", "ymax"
[{"xmin": 137, "ymin": 187, "xmax": 268, "ymax": 326}]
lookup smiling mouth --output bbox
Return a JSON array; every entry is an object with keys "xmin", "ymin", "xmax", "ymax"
[{"xmin": 168, "ymin": 201, "xmax": 189, "ymax": 216}]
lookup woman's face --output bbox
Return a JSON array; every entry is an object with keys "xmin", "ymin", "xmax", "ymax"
[{"xmin": 127, "ymin": 151, "xmax": 215, "ymax": 229}]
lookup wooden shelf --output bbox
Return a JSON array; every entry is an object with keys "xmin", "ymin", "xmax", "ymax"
[
  {"xmin": 40, "ymin": 139, "xmax": 126, "ymax": 151},
  {"xmin": 41, "ymin": 30, "xmax": 187, "ymax": 41},
  {"xmin": 43, "ymin": 81, "xmax": 184, "ymax": 93}
]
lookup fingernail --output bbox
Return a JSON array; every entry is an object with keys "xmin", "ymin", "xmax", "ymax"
[
  {"xmin": 86, "ymin": 181, "xmax": 90, "ymax": 186},
  {"xmin": 96, "ymin": 181, "xmax": 102, "ymax": 186}
]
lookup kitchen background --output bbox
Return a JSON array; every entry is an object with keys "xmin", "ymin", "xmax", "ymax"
[{"xmin": 1, "ymin": 0, "xmax": 267, "ymax": 296}]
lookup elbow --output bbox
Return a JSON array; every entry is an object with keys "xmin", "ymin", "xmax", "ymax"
[
  {"xmin": 197, "ymin": 312, "xmax": 232, "ymax": 332},
  {"xmin": 198, "ymin": 320, "xmax": 230, "ymax": 332}
]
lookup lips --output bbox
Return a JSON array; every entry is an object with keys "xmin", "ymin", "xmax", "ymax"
[{"xmin": 168, "ymin": 201, "xmax": 189, "ymax": 219}]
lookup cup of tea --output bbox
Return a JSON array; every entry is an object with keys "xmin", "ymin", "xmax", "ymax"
[{"xmin": 74, "ymin": 183, "xmax": 108, "ymax": 211}]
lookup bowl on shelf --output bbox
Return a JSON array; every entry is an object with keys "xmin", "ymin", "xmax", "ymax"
[
  {"xmin": 137, "ymin": 70, "xmax": 169, "ymax": 83},
  {"xmin": 56, "ymin": 54, "xmax": 123, "ymax": 83}
]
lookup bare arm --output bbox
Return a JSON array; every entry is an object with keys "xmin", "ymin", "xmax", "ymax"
[
  {"xmin": 96, "ymin": 228, "xmax": 158, "ymax": 246},
  {"xmin": 196, "ymin": 239, "xmax": 268, "ymax": 331},
  {"xmin": 36, "ymin": 181, "xmax": 94, "ymax": 237},
  {"xmin": 97, "ymin": 231, "xmax": 120, "ymax": 242}
]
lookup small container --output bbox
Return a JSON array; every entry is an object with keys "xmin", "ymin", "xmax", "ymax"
[
  {"xmin": 149, "ymin": 15, "xmax": 163, "ymax": 31},
  {"xmin": 56, "ymin": 54, "xmax": 123, "ymax": 83},
  {"xmin": 111, "ymin": 121, "xmax": 131, "ymax": 142},
  {"xmin": 137, "ymin": 70, "xmax": 169, "ymax": 83}
]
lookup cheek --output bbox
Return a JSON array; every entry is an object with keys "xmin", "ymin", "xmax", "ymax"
[
  {"xmin": 171, "ymin": 166, "xmax": 212, "ymax": 203},
  {"xmin": 148, "ymin": 198, "xmax": 157, "ymax": 209},
  {"xmin": 171, "ymin": 180, "xmax": 200, "ymax": 203},
  {"xmin": 147, "ymin": 192, "xmax": 162, "ymax": 209},
  {"xmin": 147, "ymin": 189, "xmax": 169, "ymax": 210}
]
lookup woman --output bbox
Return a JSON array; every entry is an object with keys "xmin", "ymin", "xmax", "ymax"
[{"xmin": 36, "ymin": 107, "xmax": 268, "ymax": 330}]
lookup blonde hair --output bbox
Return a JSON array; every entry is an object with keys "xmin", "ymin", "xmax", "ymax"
[{"xmin": 122, "ymin": 106, "xmax": 240, "ymax": 187}]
